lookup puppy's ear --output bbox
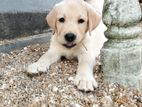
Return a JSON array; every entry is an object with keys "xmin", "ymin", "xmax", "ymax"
[
  {"xmin": 46, "ymin": 6, "xmax": 57, "ymax": 30},
  {"xmin": 86, "ymin": 4, "xmax": 101, "ymax": 33}
]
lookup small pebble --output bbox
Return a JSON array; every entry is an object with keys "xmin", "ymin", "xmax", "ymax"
[
  {"xmin": 1, "ymin": 84, "xmax": 7, "ymax": 90},
  {"xmin": 41, "ymin": 103, "xmax": 47, "ymax": 107},
  {"xmin": 109, "ymin": 88, "xmax": 115, "ymax": 92},
  {"xmin": 68, "ymin": 77, "xmax": 74, "ymax": 82},
  {"xmin": 101, "ymin": 96, "xmax": 113, "ymax": 107},
  {"xmin": 133, "ymin": 95, "xmax": 141, "ymax": 102},
  {"xmin": 92, "ymin": 104, "xmax": 99, "ymax": 107},
  {"xmin": 24, "ymin": 47, "xmax": 28, "ymax": 50},
  {"xmin": 52, "ymin": 86, "xmax": 58, "ymax": 92},
  {"xmin": 11, "ymin": 67, "xmax": 16, "ymax": 71},
  {"xmin": 70, "ymin": 103, "xmax": 81, "ymax": 107},
  {"xmin": 120, "ymin": 105, "xmax": 126, "ymax": 107},
  {"xmin": 2, "ymin": 54, "xmax": 6, "ymax": 57},
  {"xmin": 59, "ymin": 79, "xmax": 62, "ymax": 82}
]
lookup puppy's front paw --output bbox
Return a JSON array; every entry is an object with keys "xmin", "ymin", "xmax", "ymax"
[
  {"xmin": 27, "ymin": 62, "xmax": 49, "ymax": 74},
  {"xmin": 74, "ymin": 73, "xmax": 98, "ymax": 92}
]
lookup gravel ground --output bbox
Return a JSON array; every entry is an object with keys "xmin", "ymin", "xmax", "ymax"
[{"xmin": 0, "ymin": 42, "xmax": 142, "ymax": 107}]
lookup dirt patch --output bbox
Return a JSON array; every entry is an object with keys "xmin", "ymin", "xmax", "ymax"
[{"xmin": 0, "ymin": 43, "xmax": 142, "ymax": 107}]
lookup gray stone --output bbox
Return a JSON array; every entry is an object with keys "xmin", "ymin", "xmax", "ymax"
[
  {"xmin": 0, "ymin": 32, "xmax": 52, "ymax": 53},
  {"xmin": 0, "ymin": 0, "xmax": 60, "ymax": 40},
  {"xmin": 0, "ymin": 12, "xmax": 48, "ymax": 39},
  {"xmin": 0, "ymin": 0, "xmax": 60, "ymax": 13},
  {"xmin": 101, "ymin": 0, "xmax": 142, "ymax": 90}
]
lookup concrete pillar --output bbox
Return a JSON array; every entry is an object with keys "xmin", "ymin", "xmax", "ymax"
[{"xmin": 101, "ymin": 0, "xmax": 142, "ymax": 90}]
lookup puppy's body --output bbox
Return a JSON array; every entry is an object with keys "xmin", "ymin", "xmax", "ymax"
[{"xmin": 27, "ymin": 0, "xmax": 107, "ymax": 91}]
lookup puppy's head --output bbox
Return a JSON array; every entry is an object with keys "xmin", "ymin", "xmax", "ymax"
[{"xmin": 46, "ymin": 0, "xmax": 101, "ymax": 49}]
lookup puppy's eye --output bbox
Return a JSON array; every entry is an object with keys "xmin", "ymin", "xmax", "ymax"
[
  {"xmin": 58, "ymin": 17, "xmax": 65, "ymax": 23},
  {"xmin": 78, "ymin": 19, "xmax": 85, "ymax": 24}
]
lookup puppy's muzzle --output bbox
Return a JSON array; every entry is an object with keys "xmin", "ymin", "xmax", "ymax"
[{"xmin": 63, "ymin": 33, "xmax": 76, "ymax": 48}]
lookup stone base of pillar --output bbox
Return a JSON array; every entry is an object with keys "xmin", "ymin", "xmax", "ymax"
[{"xmin": 101, "ymin": 40, "xmax": 142, "ymax": 90}]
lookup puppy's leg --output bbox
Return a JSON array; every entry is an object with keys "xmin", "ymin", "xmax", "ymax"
[
  {"xmin": 27, "ymin": 48, "xmax": 60, "ymax": 74},
  {"xmin": 74, "ymin": 53, "xmax": 98, "ymax": 91}
]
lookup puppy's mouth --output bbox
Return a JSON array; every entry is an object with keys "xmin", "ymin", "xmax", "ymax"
[{"xmin": 63, "ymin": 43, "xmax": 76, "ymax": 49}]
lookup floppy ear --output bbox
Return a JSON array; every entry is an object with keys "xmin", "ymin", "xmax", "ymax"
[
  {"xmin": 86, "ymin": 4, "xmax": 101, "ymax": 33},
  {"xmin": 46, "ymin": 6, "xmax": 57, "ymax": 30}
]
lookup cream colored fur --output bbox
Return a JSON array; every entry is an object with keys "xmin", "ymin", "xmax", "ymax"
[{"xmin": 27, "ymin": 0, "xmax": 107, "ymax": 92}]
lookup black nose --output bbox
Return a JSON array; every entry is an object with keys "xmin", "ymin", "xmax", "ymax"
[{"xmin": 65, "ymin": 33, "xmax": 76, "ymax": 42}]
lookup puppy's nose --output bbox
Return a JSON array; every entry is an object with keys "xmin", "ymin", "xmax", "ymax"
[{"xmin": 65, "ymin": 33, "xmax": 76, "ymax": 42}]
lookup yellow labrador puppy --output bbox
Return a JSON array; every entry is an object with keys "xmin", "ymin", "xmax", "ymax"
[{"xmin": 27, "ymin": 0, "xmax": 106, "ymax": 91}]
